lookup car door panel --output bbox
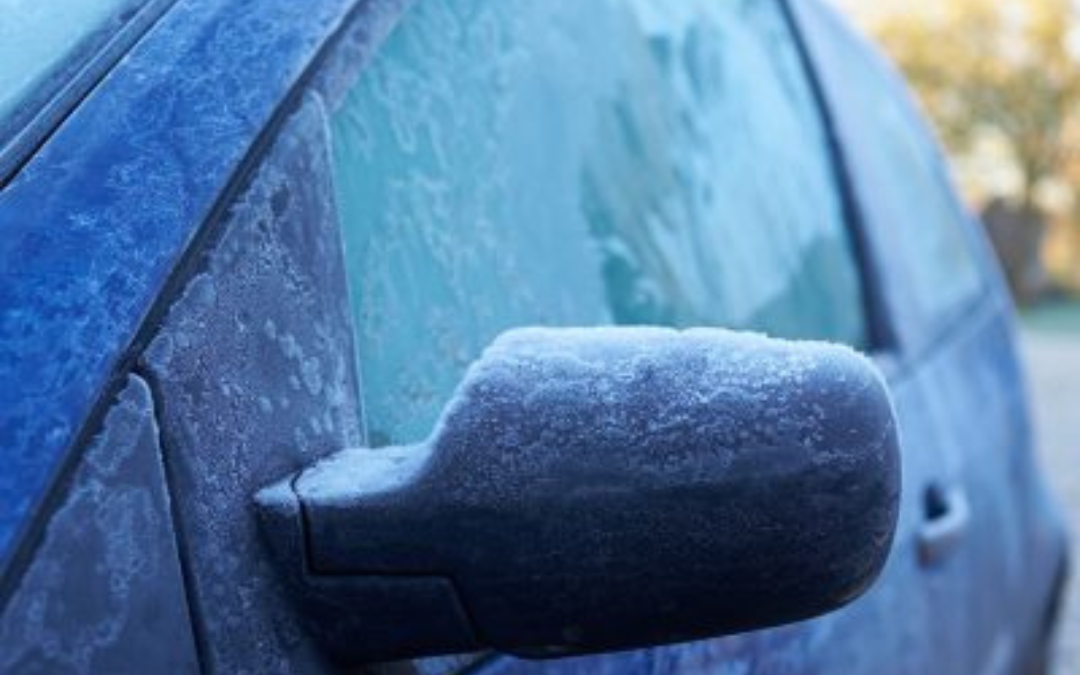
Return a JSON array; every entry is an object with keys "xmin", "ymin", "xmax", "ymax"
[
  {"xmin": 0, "ymin": 375, "xmax": 199, "ymax": 674},
  {"xmin": 909, "ymin": 306, "xmax": 1059, "ymax": 674},
  {"xmin": 790, "ymin": 0, "xmax": 1064, "ymax": 671}
]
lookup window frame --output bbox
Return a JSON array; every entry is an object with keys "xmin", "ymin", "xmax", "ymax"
[
  {"xmin": 779, "ymin": 0, "xmax": 900, "ymax": 360},
  {"xmin": 782, "ymin": 0, "xmax": 995, "ymax": 374},
  {"xmin": 0, "ymin": 0, "xmax": 177, "ymax": 187}
]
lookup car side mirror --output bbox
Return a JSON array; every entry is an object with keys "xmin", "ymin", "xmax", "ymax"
[{"xmin": 256, "ymin": 327, "xmax": 900, "ymax": 664}]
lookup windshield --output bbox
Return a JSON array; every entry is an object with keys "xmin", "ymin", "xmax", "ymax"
[{"xmin": 0, "ymin": 0, "xmax": 150, "ymax": 175}]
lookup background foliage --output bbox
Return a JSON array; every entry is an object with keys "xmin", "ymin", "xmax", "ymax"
[{"xmin": 851, "ymin": 0, "xmax": 1080, "ymax": 301}]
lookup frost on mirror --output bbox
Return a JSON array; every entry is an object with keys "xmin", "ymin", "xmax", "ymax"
[{"xmin": 326, "ymin": 0, "xmax": 868, "ymax": 447}]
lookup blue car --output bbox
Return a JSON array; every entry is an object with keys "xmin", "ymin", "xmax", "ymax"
[{"xmin": 0, "ymin": 0, "xmax": 1069, "ymax": 673}]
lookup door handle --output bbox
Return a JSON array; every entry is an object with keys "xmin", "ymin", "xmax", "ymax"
[{"xmin": 918, "ymin": 483, "xmax": 970, "ymax": 565}]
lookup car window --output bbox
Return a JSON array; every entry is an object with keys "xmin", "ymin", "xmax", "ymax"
[
  {"xmin": 325, "ymin": 0, "xmax": 867, "ymax": 447},
  {"xmin": 792, "ymin": 0, "xmax": 983, "ymax": 330},
  {"xmin": 0, "ymin": 0, "xmax": 136, "ymax": 120}
]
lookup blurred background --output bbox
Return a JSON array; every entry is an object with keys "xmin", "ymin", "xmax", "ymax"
[{"xmin": 836, "ymin": 1, "xmax": 1080, "ymax": 671}]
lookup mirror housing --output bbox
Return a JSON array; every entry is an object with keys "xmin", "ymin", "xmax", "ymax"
[{"xmin": 256, "ymin": 327, "xmax": 900, "ymax": 663}]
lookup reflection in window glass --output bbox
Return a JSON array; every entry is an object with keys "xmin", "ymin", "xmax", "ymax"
[{"xmin": 328, "ymin": 0, "xmax": 867, "ymax": 445}]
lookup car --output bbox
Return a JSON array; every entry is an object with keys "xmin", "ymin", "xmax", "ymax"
[{"xmin": 0, "ymin": 0, "xmax": 1070, "ymax": 673}]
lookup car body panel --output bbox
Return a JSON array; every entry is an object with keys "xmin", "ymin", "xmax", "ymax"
[
  {"xmin": 792, "ymin": 1, "xmax": 1069, "ymax": 671},
  {"xmin": 136, "ymin": 93, "xmax": 368, "ymax": 673},
  {"xmin": 0, "ymin": 0, "xmax": 399, "ymax": 569}
]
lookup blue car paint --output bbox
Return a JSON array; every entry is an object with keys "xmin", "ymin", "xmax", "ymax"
[
  {"xmin": 0, "ymin": 0, "xmax": 410, "ymax": 565},
  {"xmin": 794, "ymin": 1, "xmax": 1067, "ymax": 669},
  {"xmin": 0, "ymin": 0, "xmax": 1068, "ymax": 673}
]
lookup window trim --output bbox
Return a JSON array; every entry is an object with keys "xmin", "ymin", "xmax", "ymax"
[
  {"xmin": 0, "ymin": 0, "xmax": 178, "ymax": 189},
  {"xmin": 779, "ymin": 0, "xmax": 899, "ymax": 357}
]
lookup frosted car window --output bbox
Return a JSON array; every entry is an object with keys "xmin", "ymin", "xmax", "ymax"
[
  {"xmin": 795, "ymin": 3, "xmax": 982, "ymax": 325},
  {"xmin": 0, "ymin": 0, "xmax": 146, "ymax": 144},
  {"xmin": 328, "ymin": 0, "xmax": 866, "ymax": 446}
]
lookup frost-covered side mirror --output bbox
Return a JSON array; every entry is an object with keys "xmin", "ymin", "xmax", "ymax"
[{"xmin": 256, "ymin": 327, "xmax": 900, "ymax": 664}]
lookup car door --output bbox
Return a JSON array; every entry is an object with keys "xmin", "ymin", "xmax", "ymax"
[
  {"xmin": 790, "ymin": 1, "xmax": 1067, "ymax": 673},
  {"xmin": 317, "ymin": 0, "xmax": 882, "ymax": 673}
]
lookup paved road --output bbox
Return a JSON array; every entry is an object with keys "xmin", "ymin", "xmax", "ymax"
[{"xmin": 1021, "ymin": 330, "xmax": 1080, "ymax": 674}]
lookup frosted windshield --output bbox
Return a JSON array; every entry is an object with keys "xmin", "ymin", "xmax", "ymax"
[{"xmin": 0, "ymin": 0, "xmax": 143, "ymax": 139}]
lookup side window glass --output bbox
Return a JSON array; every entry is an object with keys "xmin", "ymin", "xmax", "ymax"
[
  {"xmin": 324, "ymin": 0, "xmax": 868, "ymax": 446},
  {"xmin": 794, "ymin": 1, "xmax": 983, "ymax": 327},
  {"xmin": 327, "ymin": 1, "xmax": 612, "ymax": 445},
  {"xmin": 582, "ymin": 1, "xmax": 865, "ymax": 346}
]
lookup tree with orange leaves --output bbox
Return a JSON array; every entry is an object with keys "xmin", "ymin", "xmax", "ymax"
[{"xmin": 872, "ymin": 0, "xmax": 1080, "ymax": 211}]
